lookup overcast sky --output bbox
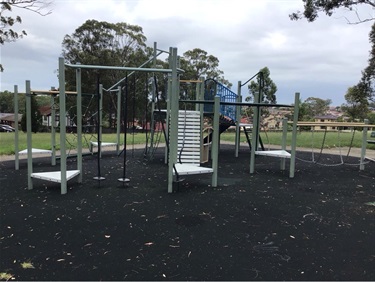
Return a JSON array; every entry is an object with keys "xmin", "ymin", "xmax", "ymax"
[{"xmin": 0, "ymin": 0, "xmax": 374, "ymax": 106}]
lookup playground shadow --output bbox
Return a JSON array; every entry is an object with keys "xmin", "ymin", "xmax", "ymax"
[{"xmin": 0, "ymin": 144, "xmax": 374, "ymax": 281}]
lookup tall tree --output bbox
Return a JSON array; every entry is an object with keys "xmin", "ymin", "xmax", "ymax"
[
  {"xmin": 179, "ymin": 48, "xmax": 230, "ymax": 86},
  {"xmin": 61, "ymin": 20, "xmax": 149, "ymax": 128},
  {"xmin": 245, "ymin": 67, "xmax": 277, "ymax": 104},
  {"xmin": 0, "ymin": 0, "xmax": 51, "ymax": 71},
  {"xmin": 341, "ymin": 85, "xmax": 369, "ymax": 120},
  {"xmin": 291, "ymin": 0, "xmax": 375, "ymax": 105},
  {"xmin": 359, "ymin": 22, "xmax": 375, "ymax": 103},
  {"xmin": 303, "ymin": 97, "xmax": 332, "ymax": 118},
  {"xmin": 290, "ymin": 0, "xmax": 375, "ymax": 23}
]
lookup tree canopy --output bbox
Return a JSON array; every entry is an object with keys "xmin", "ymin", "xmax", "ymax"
[
  {"xmin": 179, "ymin": 48, "xmax": 230, "ymax": 87},
  {"xmin": 245, "ymin": 67, "xmax": 277, "ymax": 104},
  {"xmin": 290, "ymin": 0, "xmax": 375, "ymax": 23}
]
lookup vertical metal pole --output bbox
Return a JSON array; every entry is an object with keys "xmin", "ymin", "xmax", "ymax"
[
  {"xmin": 94, "ymin": 81, "xmax": 105, "ymax": 181},
  {"xmin": 360, "ymin": 119, "xmax": 369, "ymax": 171},
  {"xmin": 99, "ymin": 84, "xmax": 103, "ymax": 159},
  {"xmin": 235, "ymin": 81, "xmax": 241, "ymax": 157},
  {"xmin": 51, "ymin": 93, "xmax": 56, "ymax": 166},
  {"xmin": 289, "ymin": 92, "xmax": 300, "ymax": 178},
  {"xmin": 167, "ymin": 47, "xmax": 178, "ymax": 193},
  {"xmin": 165, "ymin": 47, "xmax": 173, "ymax": 165},
  {"xmin": 211, "ymin": 95, "xmax": 220, "ymax": 187},
  {"xmin": 26, "ymin": 81, "xmax": 33, "ymax": 189},
  {"xmin": 76, "ymin": 68, "xmax": 83, "ymax": 182},
  {"xmin": 59, "ymin": 57, "xmax": 68, "ymax": 194},
  {"xmin": 250, "ymin": 92, "xmax": 259, "ymax": 174},
  {"xmin": 116, "ymin": 86, "xmax": 122, "ymax": 155},
  {"xmin": 14, "ymin": 85, "xmax": 19, "ymax": 170},
  {"xmin": 198, "ymin": 77, "xmax": 204, "ymax": 163},
  {"xmin": 149, "ymin": 42, "xmax": 157, "ymax": 157},
  {"xmin": 281, "ymin": 118, "xmax": 288, "ymax": 170}
]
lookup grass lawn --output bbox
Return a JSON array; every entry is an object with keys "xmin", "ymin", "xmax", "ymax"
[{"xmin": 1, "ymin": 130, "xmax": 374, "ymax": 155}]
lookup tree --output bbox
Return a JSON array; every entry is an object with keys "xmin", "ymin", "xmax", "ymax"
[
  {"xmin": 358, "ymin": 23, "xmax": 375, "ymax": 103},
  {"xmin": 290, "ymin": 0, "xmax": 375, "ymax": 24},
  {"xmin": 291, "ymin": 1, "xmax": 375, "ymax": 104},
  {"xmin": 0, "ymin": 0, "xmax": 51, "ymax": 71},
  {"xmin": 341, "ymin": 85, "xmax": 369, "ymax": 120},
  {"xmin": 61, "ymin": 20, "xmax": 149, "ymax": 128},
  {"xmin": 179, "ymin": 48, "xmax": 230, "ymax": 87},
  {"xmin": 245, "ymin": 67, "xmax": 277, "ymax": 104},
  {"xmin": 303, "ymin": 97, "xmax": 332, "ymax": 118},
  {"xmin": 0, "ymin": 90, "xmax": 26, "ymax": 113}
]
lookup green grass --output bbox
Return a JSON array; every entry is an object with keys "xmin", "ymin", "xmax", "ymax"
[
  {"xmin": 0, "ymin": 131, "xmax": 164, "ymax": 155},
  {"xmin": 221, "ymin": 130, "xmax": 375, "ymax": 150},
  {"xmin": 0, "ymin": 130, "xmax": 374, "ymax": 156}
]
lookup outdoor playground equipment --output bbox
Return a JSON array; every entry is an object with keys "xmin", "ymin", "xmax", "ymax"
[
  {"xmin": 17, "ymin": 41, "xmax": 374, "ymax": 196},
  {"xmin": 22, "ymin": 45, "xmax": 182, "ymax": 194},
  {"xmin": 17, "ymin": 44, "xmax": 302, "ymax": 195},
  {"xmin": 294, "ymin": 120, "xmax": 375, "ymax": 167}
]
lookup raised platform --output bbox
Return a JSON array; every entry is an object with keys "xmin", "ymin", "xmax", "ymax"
[
  {"xmin": 173, "ymin": 164, "xmax": 214, "ymax": 176},
  {"xmin": 89, "ymin": 141, "xmax": 118, "ymax": 152},
  {"xmin": 19, "ymin": 148, "xmax": 52, "ymax": 155},
  {"xmin": 31, "ymin": 170, "xmax": 80, "ymax": 183},
  {"xmin": 255, "ymin": 150, "xmax": 291, "ymax": 158}
]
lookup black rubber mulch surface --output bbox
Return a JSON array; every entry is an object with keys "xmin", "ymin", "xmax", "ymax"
[{"xmin": 1, "ymin": 145, "xmax": 374, "ymax": 281}]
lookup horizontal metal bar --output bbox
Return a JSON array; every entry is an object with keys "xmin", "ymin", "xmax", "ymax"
[
  {"xmin": 180, "ymin": 100, "xmax": 294, "ymax": 108},
  {"xmin": 65, "ymin": 63, "xmax": 173, "ymax": 73}
]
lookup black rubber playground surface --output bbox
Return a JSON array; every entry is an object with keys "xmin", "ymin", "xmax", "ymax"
[{"xmin": 1, "ymin": 144, "xmax": 374, "ymax": 281}]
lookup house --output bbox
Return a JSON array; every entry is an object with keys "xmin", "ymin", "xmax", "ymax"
[
  {"xmin": 0, "ymin": 113, "xmax": 22, "ymax": 127},
  {"xmin": 313, "ymin": 115, "xmax": 339, "ymax": 131},
  {"xmin": 38, "ymin": 105, "xmax": 76, "ymax": 129}
]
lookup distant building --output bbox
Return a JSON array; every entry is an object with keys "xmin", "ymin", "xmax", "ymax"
[
  {"xmin": 313, "ymin": 115, "xmax": 339, "ymax": 131},
  {"xmin": 0, "ymin": 113, "xmax": 22, "ymax": 127}
]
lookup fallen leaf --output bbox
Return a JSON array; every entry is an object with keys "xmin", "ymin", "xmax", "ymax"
[
  {"xmin": 20, "ymin": 262, "xmax": 34, "ymax": 269},
  {"xmin": 0, "ymin": 272, "xmax": 14, "ymax": 280}
]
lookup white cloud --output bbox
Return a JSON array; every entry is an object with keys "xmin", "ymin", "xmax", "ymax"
[{"xmin": 0, "ymin": 0, "xmax": 373, "ymax": 106}]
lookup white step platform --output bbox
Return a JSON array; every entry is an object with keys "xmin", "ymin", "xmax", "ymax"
[
  {"xmin": 89, "ymin": 141, "xmax": 117, "ymax": 152},
  {"xmin": 19, "ymin": 148, "xmax": 52, "ymax": 155},
  {"xmin": 239, "ymin": 123, "xmax": 253, "ymax": 128},
  {"xmin": 173, "ymin": 164, "xmax": 214, "ymax": 176},
  {"xmin": 31, "ymin": 170, "xmax": 80, "ymax": 183},
  {"xmin": 255, "ymin": 150, "xmax": 291, "ymax": 158}
]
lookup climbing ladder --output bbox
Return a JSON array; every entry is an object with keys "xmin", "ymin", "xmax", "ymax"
[{"xmin": 173, "ymin": 110, "xmax": 213, "ymax": 178}]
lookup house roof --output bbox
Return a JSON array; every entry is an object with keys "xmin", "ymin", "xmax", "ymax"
[
  {"xmin": 0, "ymin": 113, "xmax": 22, "ymax": 122},
  {"xmin": 39, "ymin": 105, "xmax": 51, "ymax": 115},
  {"xmin": 314, "ymin": 115, "xmax": 338, "ymax": 120}
]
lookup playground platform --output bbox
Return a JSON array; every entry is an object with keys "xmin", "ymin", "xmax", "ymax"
[{"xmin": 0, "ymin": 144, "xmax": 374, "ymax": 281}]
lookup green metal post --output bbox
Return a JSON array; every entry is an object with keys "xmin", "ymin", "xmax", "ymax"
[
  {"xmin": 167, "ymin": 48, "xmax": 178, "ymax": 193},
  {"xmin": 165, "ymin": 47, "xmax": 173, "ymax": 165},
  {"xmin": 281, "ymin": 118, "xmax": 288, "ymax": 170},
  {"xmin": 116, "ymin": 86, "xmax": 122, "ymax": 155},
  {"xmin": 198, "ymin": 77, "xmax": 205, "ymax": 162},
  {"xmin": 360, "ymin": 119, "xmax": 369, "ymax": 171},
  {"xmin": 26, "ymin": 81, "xmax": 33, "ymax": 190},
  {"xmin": 99, "ymin": 84, "xmax": 103, "ymax": 158},
  {"xmin": 250, "ymin": 92, "xmax": 260, "ymax": 174},
  {"xmin": 211, "ymin": 96, "xmax": 220, "ymax": 187},
  {"xmin": 59, "ymin": 57, "xmax": 68, "ymax": 194},
  {"xmin": 289, "ymin": 92, "xmax": 300, "ymax": 178},
  {"xmin": 14, "ymin": 85, "xmax": 19, "ymax": 170},
  {"xmin": 51, "ymin": 93, "xmax": 56, "ymax": 166},
  {"xmin": 235, "ymin": 81, "xmax": 241, "ymax": 157},
  {"xmin": 76, "ymin": 68, "xmax": 83, "ymax": 182},
  {"xmin": 149, "ymin": 42, "xmax": 157, "ymax": 158}
]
